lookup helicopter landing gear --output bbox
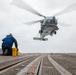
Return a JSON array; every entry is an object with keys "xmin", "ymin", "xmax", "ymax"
[
  {"xmin": 54, "ymin": 31, "xmax": 56, "ymax": 34},
  {"xmin": 50, "ymin": 30, "xmax": 57, "ymax": 36},
  {"xmin": 39, "ymin": 30, "xmax": 43, "ymax": 33}
]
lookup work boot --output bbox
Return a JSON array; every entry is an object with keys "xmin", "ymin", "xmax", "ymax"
[{"xmin": 4, "ymin": 49, "xmax": 8, "ymax": 55}]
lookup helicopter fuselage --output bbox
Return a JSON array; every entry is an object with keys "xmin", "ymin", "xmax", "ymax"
[{"xmin": 39, "ymin": 17, "xmax": 59, "ymax": 40}]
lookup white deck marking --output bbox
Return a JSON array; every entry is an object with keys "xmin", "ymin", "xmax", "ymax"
[
  {"xmin": 43, "ymin": 66, "xmax": 53, "ymax": 69},
  {"xmin": 48, "ymin": 55, "xmax": 72, "ymax": 75},
  {"xmin": 17, "ymin": 56, "xmax": 42, "ymax": 75}
]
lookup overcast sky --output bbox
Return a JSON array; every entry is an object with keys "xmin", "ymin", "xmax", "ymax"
[{"xmin": 0, "ymin": 0, "xmax": 76, "ymax": 53}]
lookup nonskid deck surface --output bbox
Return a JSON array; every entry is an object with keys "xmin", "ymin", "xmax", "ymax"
[{"xmin": 0, "ymin": 53, "xmax": 76, "ymax": 75}]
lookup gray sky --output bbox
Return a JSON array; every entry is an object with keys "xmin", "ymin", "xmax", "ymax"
[{"xmin": 0, "ymin": 0, "xmax": 76, "ymax": 53}]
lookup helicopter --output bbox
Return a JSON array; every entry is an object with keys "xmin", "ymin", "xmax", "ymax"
[{"xmin": 11, "ymin": 0, "xmax": 76, "ymax": 41}]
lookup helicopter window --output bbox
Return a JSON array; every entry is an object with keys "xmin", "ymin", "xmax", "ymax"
[{"xmin": 47, "ymin": 19, "xmax": 51, "ymax": 22}]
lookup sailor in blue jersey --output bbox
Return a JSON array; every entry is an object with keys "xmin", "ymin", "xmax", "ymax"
[{"xmin": 2, "ymin": 33, "xmax": 18, "ymax": 55}]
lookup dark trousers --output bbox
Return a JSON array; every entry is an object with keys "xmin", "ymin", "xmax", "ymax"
[{"xmin": 2, "ymin": 43, "xmax": 12, "ymax": 55}]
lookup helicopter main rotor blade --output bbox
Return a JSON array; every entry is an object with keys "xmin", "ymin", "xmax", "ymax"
[
  {"xmin": 24, "ymin": 19, "xmax": 43, "ymax": 25},
  {"xmin": 58, "ymin": 22, "xmax": 71, "ymax": 27},
  {"xmin": 11, "ymin": 0, "xmax": 46, "ymax": 18},
  {"xmin": 54, "ymin": 3, "xmax": 76, "ymax": 16}
]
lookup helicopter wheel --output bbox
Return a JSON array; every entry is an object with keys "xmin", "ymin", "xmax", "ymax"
[
  {"xmin": 54, "ymin": 31, "xmax": 56, "ymax": 34},
  {"xmin": 39, "ymin": 30, "xmax": 43, "ymax": 33}
]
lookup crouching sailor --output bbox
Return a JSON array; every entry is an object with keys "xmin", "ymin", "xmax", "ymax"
[{"xmin": 2, "ymin": 33, "xmax": 18, "ymax": 55}]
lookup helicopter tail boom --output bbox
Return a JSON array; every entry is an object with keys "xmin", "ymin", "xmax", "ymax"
[{"xmin": 33, "ymin": 37, "xmax": 48, "ymax": 41}]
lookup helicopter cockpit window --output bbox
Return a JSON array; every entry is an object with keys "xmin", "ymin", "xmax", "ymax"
[
  {"xmin": 48, "ymin": 19, "xmax": 50, "ymax": 22},
  {"xmin": 47, "ymin": 19, "xmax": 51, "ymax": 22}
]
